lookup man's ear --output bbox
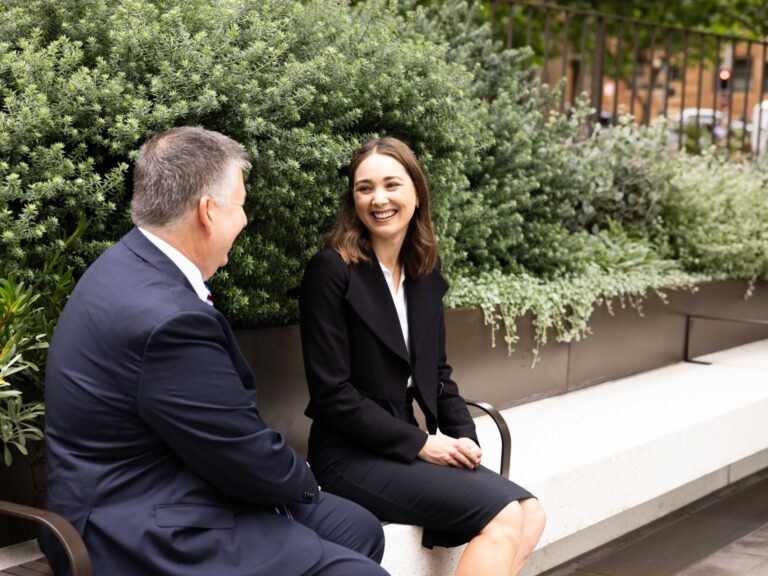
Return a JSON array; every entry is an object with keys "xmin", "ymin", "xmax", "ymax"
[{"xmin": 197, "ymin": 195, "xmax": 215, "ymax": 235}]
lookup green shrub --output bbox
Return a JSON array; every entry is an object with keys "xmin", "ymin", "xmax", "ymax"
[
  {"xmin": 574, "ymin": 117, "xmax": 673, "ymax": 238},
  {"xmin": 1, "ymin": 0, "xmax": 764, "ymax": 363},
  {"xmin": 0, "ymin": 272, "xmax": 48, "ymax": 466},
  {"xmin": 409, "ymin": 0, "xmax": 599, "ymax": 277},
  {"xmin": 1, "ymin": 0, "xmax": 488, "ymax": 326},
  {"xmin": 663, "ymin": 151, "xmax": 768, "ymax": 285}
]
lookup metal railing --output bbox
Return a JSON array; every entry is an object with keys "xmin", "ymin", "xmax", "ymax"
[{"xmin": 488, "ymin": 0, "xmax": 768, "ymax": 156}]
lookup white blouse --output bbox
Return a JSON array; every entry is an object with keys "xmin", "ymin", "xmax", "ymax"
[{"xmin": 380, "ymin": 263, "xmax": 414, "ymax": 388}]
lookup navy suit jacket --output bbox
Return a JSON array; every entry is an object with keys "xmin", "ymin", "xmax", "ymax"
[
  {"xmin": 40, "ymin": 228, "xmax": 320, "ymax": 576},
  {"xmin": 299, "ymin": 248, "xmax": 477, "ymax": 464}
]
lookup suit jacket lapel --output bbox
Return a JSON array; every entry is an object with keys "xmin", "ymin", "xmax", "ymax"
[
  {"xmin": 346, "ymin": 259, "xmax": 411, "ymax": 364},
  {"xmin": 122, "ymin": 227, "xmax": 197, "ymax": 296},
  {"xmin": 405, "ymin": 267, "xmax": 449, "ymax": 358},
  {"xmin": 123, "ymin": 228, "xmax": 256, "ymax": 389}
]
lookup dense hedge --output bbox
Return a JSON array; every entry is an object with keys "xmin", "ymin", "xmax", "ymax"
[
  {"xmin": 1, "ymin": 0, "xmax": 766, "ymax": 332},
  {"xmin": 1, "ymin": 0, "xmax": 487, "ymax": 326}
]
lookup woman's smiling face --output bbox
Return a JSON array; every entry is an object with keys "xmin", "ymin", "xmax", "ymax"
[{"xmin": 352, "ymin": 152, "xmax": 418, "ymax": 249}]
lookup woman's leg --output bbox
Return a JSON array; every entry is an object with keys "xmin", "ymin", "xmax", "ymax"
[
  {"xmin": 455, "ymin": 498, "xmax": 545, "ymax": 576},
  {"xmin": 511, "ymin": 499, "xmax": 546, "ymax": 576},
  {"xmin": 455, "ymin": 501, "xmax": 522, "ymax": 576},
  {"xmin": 314, "ymin": 447, "xmax": 538, "ymax": 570}
]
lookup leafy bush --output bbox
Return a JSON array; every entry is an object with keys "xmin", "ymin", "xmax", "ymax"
[
  {"xmin": 1, "ymin": 0, "xmax": 488, "ymax": 326},
  {"xmin": 1, "ymin": 0, "xmax": 764, "ymax": 370},
  {"xmin": 409, "ymin": 0, "xmax": 598, "ymax": 277},
  {"xmin": 574, "ymin": 117, "xmax": 673, "ymax": 237},
  {"xmin": 0, "ymin": 273, "xmax": 48, "ymax": 465},
  {"xmin": 662, "ymin": 151, "xmax": 768, "ymax": 285}
]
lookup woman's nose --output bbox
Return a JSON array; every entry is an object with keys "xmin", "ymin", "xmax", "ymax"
[{"xmin": 372, "ymin": 186, "xmax": 388, "ymax": 205}]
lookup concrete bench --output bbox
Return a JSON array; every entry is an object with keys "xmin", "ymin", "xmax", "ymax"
[
  {"xmin": 380, "ymin": 339, "xmax": 768, "ymax": 575},
  {"xmin": 5, "ymin": 339, "xmax": 766, "ymax": 576}
]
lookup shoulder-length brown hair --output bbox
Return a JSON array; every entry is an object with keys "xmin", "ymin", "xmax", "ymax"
[{"xmin": 327, "ymin": 136, "xmax": 438, "ymax": 277}]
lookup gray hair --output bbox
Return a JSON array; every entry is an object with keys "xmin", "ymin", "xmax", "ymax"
[{"xmin": 131, "ymin": 127, "xmax": 250, "ymax": 228}]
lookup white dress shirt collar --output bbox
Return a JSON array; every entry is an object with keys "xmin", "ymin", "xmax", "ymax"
[{"xmin": 138, "ymin": 227, "xmax": 211, "ymax": 305}]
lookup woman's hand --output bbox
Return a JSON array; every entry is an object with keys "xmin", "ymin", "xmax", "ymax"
[{"xmin": 417, "ymin": 434, "xmax": 482, "ymax": 469}]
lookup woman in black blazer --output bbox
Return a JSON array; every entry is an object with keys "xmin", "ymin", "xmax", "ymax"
[{"xmin": 300, "ymin": 137, "xmax": 545, "ymax": 575}]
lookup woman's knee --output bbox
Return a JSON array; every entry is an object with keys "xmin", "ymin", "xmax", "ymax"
[
  {"xmin": 481, "ymin": 501, "xmax": 524, "ymax": 545},
  {"xmin": 521, "ymin": 499, "xmax": 546, "ymax": 537}
]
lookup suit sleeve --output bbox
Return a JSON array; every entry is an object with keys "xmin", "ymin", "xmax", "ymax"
[
  {"xmin": 300, "ymin": 250, "xmax": 428, "ymax": 462},
  {"xmin": 436, "ymin": 295, "xmax": 479, "ymax": 444},
  {"xmin": 136, "ymin": 311, "xmax": 318, "ymax": 507}
]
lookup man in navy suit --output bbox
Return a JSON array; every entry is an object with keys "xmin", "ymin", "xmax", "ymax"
[{"xmin": 40, "ymin": 127, "xmax": 388, "ymax": 576}]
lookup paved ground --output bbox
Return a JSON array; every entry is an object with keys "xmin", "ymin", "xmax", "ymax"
[
  {"xmin": 677, "ymin": 523, "xmax": 768, "ymax": 576},
  {"xmin": 541, "ymin": 469, "xmax": 768, "ymax": 576}
]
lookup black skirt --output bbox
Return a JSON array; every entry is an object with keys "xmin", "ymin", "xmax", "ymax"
[{"xmin": 309, "ymin": 445, "xmax": 535, "ymax": 549}]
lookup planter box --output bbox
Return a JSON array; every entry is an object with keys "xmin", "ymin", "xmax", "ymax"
[{"xmin": 236, "ymin": 280, "xmax": 768, "ymax": 456}]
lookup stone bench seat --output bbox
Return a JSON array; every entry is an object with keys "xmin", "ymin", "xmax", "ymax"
[
  {"xmin": 4, "ymin": 340, "xmax": 767, "ymax": 576},
  {"xmin": 380, "ymin": 339, "xmax": 768, "ymax": 575}
]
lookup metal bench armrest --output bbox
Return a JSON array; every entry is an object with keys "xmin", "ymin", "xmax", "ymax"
[
  {"xmin": 0, "ymin": 500, "xmax": 91, "ymax": 576},
  {"xmin": 464, "ymin": 399, "xmax": 511, "ymax": 479}
]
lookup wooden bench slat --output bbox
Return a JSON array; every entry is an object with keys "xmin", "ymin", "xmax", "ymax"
[
  {"xmin": 1, "ymin": 565, "xmax": 50, "ymax": 576},
  {"xmin": 19, "ymin": 561, "xmax": 52, "ymax": 575}
]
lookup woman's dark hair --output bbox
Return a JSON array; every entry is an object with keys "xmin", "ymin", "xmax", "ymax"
[{"xmin": 327, "ymin": 136, "xmax": 438, "ymax": 276}]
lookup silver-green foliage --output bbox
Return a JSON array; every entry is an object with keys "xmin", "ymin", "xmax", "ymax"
[
  {"xmin": 663, "ymin": 151, "xmax": 768, "ymax": 285},
  {"xmin": 574, "ymin": 117, "xmax": 673, "ymax": 237},
  {"xmin": 446, "ymin": 225, "xmax": 705, "ymax": 361}
]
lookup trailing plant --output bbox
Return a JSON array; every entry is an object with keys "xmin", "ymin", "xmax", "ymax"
[{"xmin": 445, "ymin": 226, "xmax": 705, "ymax": 362}]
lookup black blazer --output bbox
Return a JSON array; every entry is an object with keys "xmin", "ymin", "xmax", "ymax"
[{"xmin": 299, "ymin": 247, "xmax": 477, "ymax": 463}]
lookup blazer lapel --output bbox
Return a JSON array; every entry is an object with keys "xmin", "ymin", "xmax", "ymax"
[
  {"xmin": 405, "ymin": 267, "xmax": 449, "ymax": 357},
  {"xmin": 346, "ymin": 259, "xmax": 411, "ymax": 364},
  {"xmin": 122, "ymin": 227, "xmax": 197, "ymax": 296}
]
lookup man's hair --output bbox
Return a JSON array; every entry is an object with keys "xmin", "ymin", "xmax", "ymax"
[
  {"xmin": 327, "ymin": 136, "xmax": 438, "ymax": 277},
  {"xmin": 131, "ymin": 127, "xmax": 250, "ymax": 228}
]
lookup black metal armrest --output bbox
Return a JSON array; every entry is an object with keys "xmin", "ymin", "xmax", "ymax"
[
  {"xmin": 0, "ymin": 500, "xmax": 91, "ymax": 576},
  {"xmin": 464, "ymin": 399, "xmax": 511, "ymax": 479}
]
